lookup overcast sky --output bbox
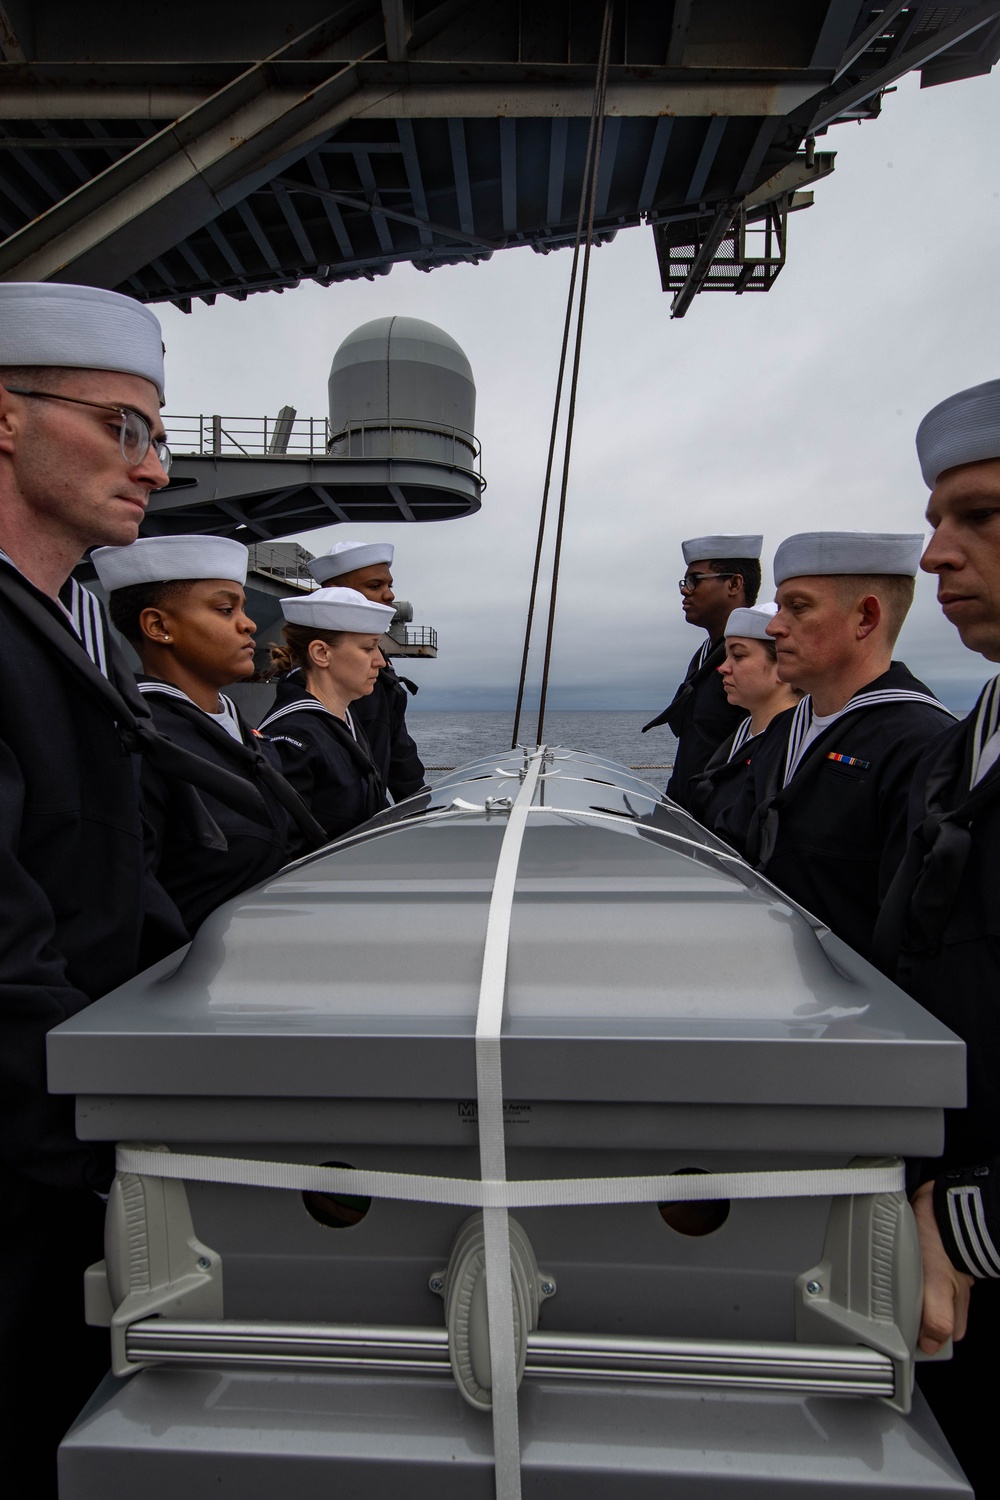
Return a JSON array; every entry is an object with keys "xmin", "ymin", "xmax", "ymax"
[{"xmin": 157, "ymin": 67, "xmax": 1000, "ymax": 714}]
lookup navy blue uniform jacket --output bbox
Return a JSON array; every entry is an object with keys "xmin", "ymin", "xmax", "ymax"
[
  {"xmin": 258, "ymin": 683, "xmax": 385, "ymax": 840},
  {"xmin": 0, "ymin": 562, "xmax": 186, "ymax": 1477},
  {"xmin": 350, "ymin": 662, "xmax": 426, "ymax": 803},
  {"xmin": 715, "ymin": 662, "xmax": 954, "ymax": 964},
  {"xmin": 876, "ymin": 693, "xmax": 1000, "ymax": 1268},
  {"xmin": 686, "ymin": 719, "xmax": 762, "ymax": 833},
  {"xmin": 138, "ymin": 683, "xmax": 321, "ymax": 931},
  {"xmin": 643, "ymin": 638, "xmax": 746, "ymax": 811}
]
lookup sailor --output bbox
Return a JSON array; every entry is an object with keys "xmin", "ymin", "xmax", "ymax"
[
  {"xmin": 715, "ymin": 532, "xmax": 954, "ymax": 965},
  {"xmin": 293, "ymin": 540, "xmax": 427, "ymax": 802},
  {"xmin": 872, "ymin": 380, "xmax": 1000, "ymax": 1496},
  {"xmin": 643, "ymin": 534, "xmax": 763, "ymax": 810},
  {"xmin": 0, "ymin": 284, "xmax": 187, "ymax": 1487},
  {"xmin": 687, "ymin": 603, "xmax": 800, "ymax": 830},
  {"xmin": 94, "ymin": 535, "xmax": 325, "ymax": 931},
  {"xmin": 258, "ymin": 586, "xmax": 395, "ymax": 838}
]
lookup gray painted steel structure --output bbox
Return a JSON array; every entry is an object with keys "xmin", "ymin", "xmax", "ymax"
[
  {"xmin": 133, "ymin": 313, "xmax": 486, "ymax": 538},
  {"xmin": 2, "ymin": 2, "xmax": 999, "ymax": 312},
  {"xmin": 8, "ymin": 3, "xmax": 1000, "ymax": 538}
]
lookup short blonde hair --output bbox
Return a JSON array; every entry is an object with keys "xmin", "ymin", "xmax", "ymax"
[{"xmin": 835, "ymin": 574, "xmax": 915, "ymax": 646}]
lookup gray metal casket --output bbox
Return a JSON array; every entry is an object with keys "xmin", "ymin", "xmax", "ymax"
[{"xmin": 50, "ymin": 748, "xmax": 971, "ymax": 1497}]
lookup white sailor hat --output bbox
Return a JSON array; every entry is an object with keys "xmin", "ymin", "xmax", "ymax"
[
  {"xmin": 281, "ymin": 586, "xmax": 396, "ymax": 633},
  {"xmin": 0, "ymin": 283, "xmax": 166, "ymax": 404},
  {"xmin": 916, "ymin": 379, "xmax": 1000, "ymax": 488},
  {"xmin": 307, "ymin": 540, "xmax": 394, "ymax": 584},
  {"xmin": 92, "ymin": 535, "xmax": 249, "ymax": 591},
  {"xmin": 681, "ymin": 534, "xmax": 763, "ymax": 564},
  {"xmin": 773, "ymin": 532, "xmax": 923, "ymax": 587},
  {"xmin": 725, "ymin": 602, "xmax": 778, "ymax": 640}
]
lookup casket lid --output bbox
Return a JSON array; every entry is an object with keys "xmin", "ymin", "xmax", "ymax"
[{"xmin": 49, "ymin": 749, "xmax": 964, "ymax": 1109}]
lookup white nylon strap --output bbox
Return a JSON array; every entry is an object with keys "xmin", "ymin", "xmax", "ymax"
[
  {"xmin": 114, "ymin": 1150, "xmax": 905, "ymax": 1207},
  {"xmin": 112, "ymin": 742, "xmax": 904, "ymax": 1498},
  {"xmin": 474, "ymin": 748, "xmax": 543, "ymax": 1500}
]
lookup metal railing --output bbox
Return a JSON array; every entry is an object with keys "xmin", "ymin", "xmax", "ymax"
[
  {"xmin": 329, "ymin": 417, "xmax": 481, "ymax": 475},
  {"xmin": 164, "ymin": 413, "xmax": 330, "ymax": 458},
  {"xmin": 402, "ymin": 625, "xmax": 438, "ymax": 649},
  {"xmin": 247, "ymin": 545, "xmax": 319, "ymax": 589},
  {"xmin": 164, "ymin": 413, "xmax": 482, "ymax": 479}
]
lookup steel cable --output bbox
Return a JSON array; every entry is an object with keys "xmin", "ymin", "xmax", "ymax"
[{"xmin": 510, "ymin": 0, "xmax": 615, "ymax": 748}]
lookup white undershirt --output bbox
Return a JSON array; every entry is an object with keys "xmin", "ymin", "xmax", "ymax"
[
  {"xmin": 139, "ymin": 680, "xmax": 246, "ymax": 743},
  {"xmin": 204, "ymin": 695, "xmax": 245, "ymax": 743},
  {"xmin": 795, "ymin": 709, "xmax": 839, "ymax": 760}
]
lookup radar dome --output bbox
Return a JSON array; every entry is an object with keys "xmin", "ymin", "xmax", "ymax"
[{"xmin": 328, "ymin": 316, "xmax": 477, "ymax": 469}]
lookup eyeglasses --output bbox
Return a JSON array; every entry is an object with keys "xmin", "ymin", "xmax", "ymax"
[
  {"xmin": 4, "ymin": 387, "xmax": 172, "ymax": 473},
  {"xmin": 678, "ymin": 571, "xmax": 735, "ymax": 595}
]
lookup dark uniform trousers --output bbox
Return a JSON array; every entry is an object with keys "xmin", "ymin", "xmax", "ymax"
[
  {"xmin": 258, "ymin": 686, "xmax": 386, "ymax": 840},
  {"xmin": 875, "ymin": 697, "xmax": 1000, "ymax": 1498},
  {"xmin": 0, "ymin": 567, "xmax": 187, "ymax": 1492},
  {"xmin": 714, "ymin": 662, "xmax": 954, "ymax": 966},
  {"xmin": 643, "ymin": 638, "xmax": 747, "ymax": 812}
]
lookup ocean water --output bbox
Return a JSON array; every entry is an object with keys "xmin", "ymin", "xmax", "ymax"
[{"xmin": 407, "ymin": 710, "xmax": 677, "ymax": 774}]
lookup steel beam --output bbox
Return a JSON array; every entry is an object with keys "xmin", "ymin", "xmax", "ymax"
[
  {"xmin": 831, "ymin": 0, "xmax": 910, "ymax": 82},
  {"xmin": 637, "ymin": 116, "xmax": 673, "ymax": 213},
  {"xmin": 447, "ymin": 118, "xmax": 474, "ymax": 236},
  {"xmin": 810, "ymin": 0, "xmax": 1000, "ymax": 130},
  {"xmin": 593, "ymin": 116, "xmax": 621, "ymax": 218},
  {"xmin": 381, "ymin": 0, "xmax": 412, "ymax": 62},
  {"xmin": 0, "ymin": 11, "xmax": 387, "ymax": 284},
  {"xmin": 353, "ymin": 149, "xmax": 394, "ymax": 253},
  {"xmin": 685, "ymin": 116, "xmax": 726, "ymax": 204},
  {"xmin": 665, "ymin": 0, "xmax": 691, "ymax": 67},
  {"xmin": 0, "ymin": 3, "xmax": 26, "ymax": 63},
  {"xmin": 309, "ymin": 483, "xmax": 350, "ymax": 523},
  {"xmin": 388, "ymin": 482, "xmax": 416, "ymax": 521},
  {"xmin": 0, "ymin": 63, "xmax": 371, "ymax": 282},
  {"xmin": 546, "ymin": 116, "xmax": 568, "ymax": 225},
  {"xmin": 305, "ymin": 152, "xmax": 355, "ymax": 258},
  {"xmin": 809, "ymin": 0, "xmax": 866, "ymax": 69},
  {"xmin": 0, "ymin": 63, "xmax": 818, "ymax": 287},
  {"xmin": 270, "ymin": 180, "xmax": 317, "ymax": 263},
  {"xmin": 498, "ymin": 117, "xmax": 516, "ymax": 234},
  {"xmin": 235, "ymin": 200, "xmax": 282, "ymax": 271},
  {"xmin": 669, "ymin": 199, "xmax": 741, "ymax": 318},
  {"xmin": 0, "ymin": 60, "xmax": 829, "ymax": 118},
  {"xmin": 732, "ymin": 116, "xmax": 782, "ymax": 198},
  {"xmin": 274, "ymin": 176, "xmax": 503, "ymax": 250},
  {"xmin": 0, "ymin": 135, "xmax": 148, "ymax": 150},
  {"xmin": 396, "ymin": 119, "xmax": 431, "ymax": 246},
  {"xmin": 353, "ymin": 76, "xmax": 821, "ymax": 120}
]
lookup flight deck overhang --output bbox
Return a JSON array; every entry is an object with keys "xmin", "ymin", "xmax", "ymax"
[{"xmin": 2, "ymin": 1, "xmax": 998, "ymax": 313}]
